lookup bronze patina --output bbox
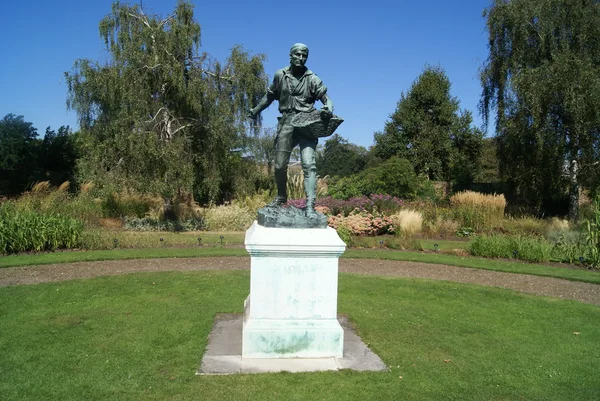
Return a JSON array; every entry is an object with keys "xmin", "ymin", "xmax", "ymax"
[{"xmin": 249, "ymin": 43, "xmax": 342, "ymax": 223}]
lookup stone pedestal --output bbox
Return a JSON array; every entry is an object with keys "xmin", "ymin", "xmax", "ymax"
[{"xmin": 243, "ymin": 221, "xmax": 346, "ymax": 358}]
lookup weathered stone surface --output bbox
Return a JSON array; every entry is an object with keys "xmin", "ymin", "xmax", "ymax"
[
  {"xmin": 242, "ymin": 222, "xmax": 346, "ymax": 358},
  {"xmin": 257, "ymin": 205, "xmax": 328, "ymax": 228}
]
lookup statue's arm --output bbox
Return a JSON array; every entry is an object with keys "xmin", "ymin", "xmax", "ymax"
[
  {"xmin": 249, "ymin": 92, "xmax": 276, "ymax": 117},
  {"xmin": 248, "ymin": 71, "xmax": 280, "ymax": 118},
  {"xmin": 320, "ymin": 93, "xmax": 334, "ymax": 113},
  {"xmin": 320, "ymin": 93, "xmax": 334, "ymax": 117}
]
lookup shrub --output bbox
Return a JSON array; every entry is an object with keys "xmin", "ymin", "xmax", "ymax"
[
  {"xmin": 335, "ymin": 225, "xmax": 353, "ymax": 245},
  {"xmin": 389, "ymin": 209, "xmax": 423, "ymax": 237},
  {"xmin": 233, "ymin": 192, "xmax": 270, "ymax": 216},
  {"xmin": 450, "ymin": 191, "xmax": 506, "ymax": 231},
  {"xmin": 582, "ymin": 195, "xmax": 600, "ymax": 269},
  {"xmin": 328, "ymin": 209, "xmax": 393, "ymax": 236},
  {"xmin": 286, "ymin": 172, "xmax": 328, "ymax": 201},
  {"xmin": 315, "ymin": 194, "xmax": 403, "ymax": 217},
  {"xmin": 328, "ymin": 157, "xmax": 424, "ymax": 200},
  {"xmin": 202, "ymin": 204, "xmax": 254, "ymax": 231},
  {"xmin": 551, "ymin": 232, "xmax": 585, "ymax": 264},
  {"xmin": 101, "ymin": 192, "xmax": 160, "ymax": 218},
  {"xmin": 79, "ymin": 230, "xmax": 212, "ymax": 250},
  {"xmin": 423, "ymin": 216, "xmax": 461, "ymax": 238},
  {"xmin": 470, "ymin": 234, "xmax": 553, "ymax": 263},
  {"xmin": 502, "ymin": 216, "xmax": 547, "ymax": 236},
  {"xmin": 0, "ymin": 202, "xmax": 84, "ymax": 254},
  {"xmin": 123, "ymin": 217, "xmax": 206, "ymax": 232}
]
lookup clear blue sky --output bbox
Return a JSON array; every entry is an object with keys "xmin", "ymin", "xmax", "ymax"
[{"xmin": 0, "ymin": 0, "xmax": 492, "ymax": 148}]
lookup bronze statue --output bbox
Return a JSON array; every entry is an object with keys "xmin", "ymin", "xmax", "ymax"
[{"xmin": 248, "ymin": 43, "xmax": 337, "ymax": 217}]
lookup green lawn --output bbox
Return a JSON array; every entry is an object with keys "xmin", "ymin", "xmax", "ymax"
[{"xmin": 1, "ymin": 271, "xmax": 598, "ymax": 400}]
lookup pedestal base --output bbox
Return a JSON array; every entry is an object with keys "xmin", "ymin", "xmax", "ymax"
[
  {"xmin": 197, "ymin": 314, "xmax": 389, "ymax": 375},
  {"xmin": 243, "ymin": 221, "xmax": 346, "ymax": 359},
  {"xmin": 242, "ymin": 317, "xmax": 343, "ymax": 358}
]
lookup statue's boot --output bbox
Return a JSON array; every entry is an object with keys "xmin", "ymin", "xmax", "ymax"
[{"xmin": 268, "ymin": 196, "xmax": 287, "ymax": 207}]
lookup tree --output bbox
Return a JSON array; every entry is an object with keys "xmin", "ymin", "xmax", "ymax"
[
  {"xmin": 480, "ymin": 0, "xmax": 600, "ymax": 219},
  {"xmin": 39, "ymin": 126, "xmax": 78, "ymax": 186},
  {"xmin": 65, "ymin": 1, "xmax": 267, "ymax": 205},
  {"xmin": 246, "ymin": 127, "xmax": 277, "ymax": 177},
  {"xmin": 373, "ymin": 65, "xmax": 483, "ymax": 184},
  {"xmin": 327, "ymin": 156, "xmax": 424, "ymax": 200},
  {"xmin": 0, "ymin": 114, "xmax": 39, "ymax": 195},
  {"xmin": 316, "ymin": 134, "xmax": 368, "ymax": 178},
  {"xmin": 474, "ymin": 137, "xmax": 501, "ymax": 183}
]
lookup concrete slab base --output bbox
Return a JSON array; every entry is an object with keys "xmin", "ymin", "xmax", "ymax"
[{"xmin": 197, "ymin": 313, "xmax": 388, "ymax": 375}]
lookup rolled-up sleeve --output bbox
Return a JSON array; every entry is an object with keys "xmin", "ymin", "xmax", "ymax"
[
  {"xmin": 311, "ymin": 76, "xmax": 327, "ymax": 101},
  {"xmin": 267, "ymin": 70, "xmax": 282, "ymax": 100}
]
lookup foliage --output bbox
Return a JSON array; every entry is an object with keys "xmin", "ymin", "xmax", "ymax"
[
  {"xmin": 327, "ymin": 157, "xmax": 427, "ymax": 200},
  {"xmin": 0, "ymin": 114, "xmax": 39, "ymax": 195},
  {"xmin": 423, "ymin": 215, "xmax": 461, "ymax": 239},
  {"xmin": 582, "ymin": 195, "xmax": 600, "ymax": 268},
  {"xmin": 335, "ymin": 224, "xmax": 353, "ymax": 245},
  {"xmin": 327, "ymin": 210, "xmax": 394, "ymax": 236},
  {"xmin": 373, "ymin": 65, "xmax": 484, "ymax": 184},
  {"xmin": 348, "ymin": 235, "xmax": 422, "ymax": 250},
  {"xmin": 0, "ymin": 114, "xmax": 80, "ymax": 197},
  {"xmin": 449, "ymin": 191, "xmax": 506, "ymax": 230},
  {"xmin": 123, "ymin": 217, "xmax": 206, "ymax": 232},
  {"xmin": 101, "ymin": 192, "xmax": 157, "ymax": 219},
  {"xmin": 502, "ymin": 216, "xmax": 548, "ymax": 236},
  {"xmin": 551, "ymin": 232, "xmax": 584, "ymax": 264},
  {"xmin": 9, "ymin": 181, "xmax": 103, "ymax": 225},
  {"xmin": 201, "ymin": 204, "xmax": 254, "ymax": 231},
  {"xmin": 316, "ymin": 134, "xmax": 368, "ymax": 178},
  {"xmin": 315, "ymin": 194, "xmax": 404, "ymax": 217},
  {"xmin": 245, "ymin": 127, "xmax": 277, "ymax": 177},
  {"xmin": 232, "ymin": 191, "xmax": 270, "ymax": 216},
  {"xmin": 79, "ymin": 230, "xmax": 243, "ymax": 250},
  {"xmin": 473, "ymin": 137, "xmax": 500, "ymax": 183},
  {"xmin": 285, "ymin": 172, "xmax": 328, "ymax": 201},
  {"xmin": 39, "ymin": 126, "xmax": 78, "ymax": 186},
  {"xmin": 455, "ymin": 227, "xmax": 476, "ymax": 238},
  {"xmin": 65, "ymin": 1, "xmax": 267, "ymax": 204},
  {"xmin": 0, "ymin": 202, "xmax": 84, "ymax": 254},
  {"xmin": 470, "ymin": 234, "xmax": 554, "ymax": 263},
  {"xmin": 480, "ymin": 0, "xmax": 600, "ymax": 219},
  {"xmin": 388, "ymin": 209, "xmax": 423, "ymax": 237}
]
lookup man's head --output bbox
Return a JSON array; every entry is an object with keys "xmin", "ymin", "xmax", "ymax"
[{"xmin": 289, "ymin": 43, "xmax": 309, "ymax": 69}]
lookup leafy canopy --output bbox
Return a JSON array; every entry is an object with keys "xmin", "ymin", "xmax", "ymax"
[
  {"xmin": 65, "ymin": 1, "xmax": 267, "ymax": 203},
  {"xmin": 374, "ymin": 65, "xmax": 483, "ymax": 184},
  {"xmin": 480, "ymin": 0, "xmax": 600, "ymax": 217}
]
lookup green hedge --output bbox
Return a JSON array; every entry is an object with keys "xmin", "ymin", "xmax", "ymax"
[{"xmin": 470, "ymin": 234, "xmax": 553, "ymax": 263}]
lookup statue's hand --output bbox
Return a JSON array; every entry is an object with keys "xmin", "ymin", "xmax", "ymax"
[{"xmin": 320, "ymin": 106, "xmax": 333, "ymax": 119}]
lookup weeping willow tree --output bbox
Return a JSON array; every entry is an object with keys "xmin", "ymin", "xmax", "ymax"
[
  {"xmin": 480, "ymin": 0, "xmax": 600, "ymax": 219},
  {"xmin": 65, "ymin": 0, "xmax": 267, "ymax": 204}
]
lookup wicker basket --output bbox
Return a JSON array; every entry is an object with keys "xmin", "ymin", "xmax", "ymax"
[{"xmin": 292, "ymin": 109, "xmax": 344, "ymax": 139}]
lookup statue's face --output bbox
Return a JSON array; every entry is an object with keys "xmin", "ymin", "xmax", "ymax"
[{"xmin": 290, "ymin": 49, "xmax": 308, "ymax": 68}]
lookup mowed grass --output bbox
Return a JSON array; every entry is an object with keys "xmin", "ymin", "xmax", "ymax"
[{"xmin": 1, "ymin": 271, "xmax": 599, "ymax": 401}]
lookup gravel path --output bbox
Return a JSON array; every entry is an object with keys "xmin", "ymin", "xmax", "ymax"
[{"xmin": 1, "ymin": 257, "xmax": 599, "ymax": 306}]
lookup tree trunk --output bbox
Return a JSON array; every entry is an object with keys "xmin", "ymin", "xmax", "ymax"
[{"xmin": 568, "ymin": 158, "xmax": 579, "ymax": 222}]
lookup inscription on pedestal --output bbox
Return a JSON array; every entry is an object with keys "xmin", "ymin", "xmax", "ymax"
[{"xmin": 243, "ymin": 222, "xmax": 346, "ymax": 358}]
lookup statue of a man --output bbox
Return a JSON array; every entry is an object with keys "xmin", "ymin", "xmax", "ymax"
[{"xmin": 248, "ymin": 43, "xmax": 334, "ymax": 216}]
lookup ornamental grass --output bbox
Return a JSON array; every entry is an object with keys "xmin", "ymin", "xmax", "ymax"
[{"xmin": 450, "ymin": 191, "xmax": 506, "ymax": 230}]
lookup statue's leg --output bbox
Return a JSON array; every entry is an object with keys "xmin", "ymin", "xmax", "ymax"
[
  {"xmin": 271, "ymin": 121, "xmax": 294, "ymax": 205},
  {"xmin": 299, "ymin": 135, "xmax": 318, "ymax": 214}
]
